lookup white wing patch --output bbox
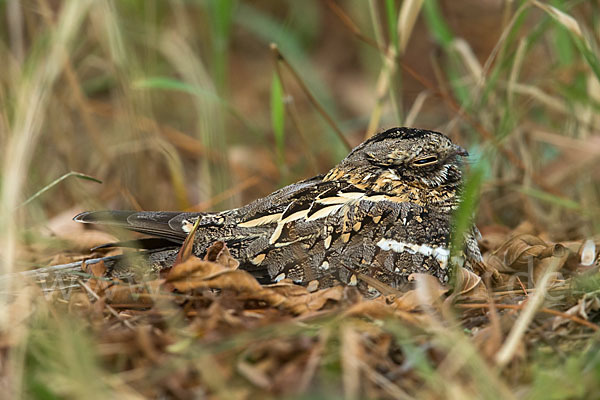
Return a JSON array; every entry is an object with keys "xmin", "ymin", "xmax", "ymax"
[
  {"xmin": 317, "ymin": 191, "xmax": 364, "ymax": 205},
  {"xmin": 181, "ymin": 218, "xmax": 197, "ymax": 233},
  {"xmin": 269, "ymin": 222, "xmax": 285, "ymax": 244},
  {"xmin": 281, "ymin": 209, "xmax": 309, "ymax": 224},
  {"xmin": 238, "ymin": 213, "xmax": 283, "ymax": 228},
  {"xmin": 376, "ymin": 238, "xmax": 450, "ymax": 269},
  {"xmin": 305, "ymin": 204, "xmax": 344, "ymax": 221},
  {"xmin": 251, "ymin": 253, "xmax": 266, "ymax": 265}
]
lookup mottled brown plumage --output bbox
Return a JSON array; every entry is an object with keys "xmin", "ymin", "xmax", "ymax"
[{"xmin": 75, "ymin": 127, "xmax": 482, "ymax": 294}]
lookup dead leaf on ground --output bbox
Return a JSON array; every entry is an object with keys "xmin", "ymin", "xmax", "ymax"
[
  {"xmin": 454, "ymin": 267, "xmax": 483, "ymax": 296},
  {"xmin": 168, "ymin": 241, "xmax": 241, "ymax": 292},
  {"xmin": 264, "ymin": 282, "xmax": 345, "ymax": 314},
  {"xmin": 204, "ymin": 241, "xmax": 240, "ymax": 269},
  {"xmin": 84, "ymin": 260, "xmax": 111, "ymax": 294},
  {"xmin": 167, "ymin": 255, "xmax": 233, "ymax": 289},
  {"xmin": 104, "ymin": 280, "xmax": 159, "ymax": 306},
  {"xmin": 487, "ymin": 234, "xmax": 549, "ymax": 273}
]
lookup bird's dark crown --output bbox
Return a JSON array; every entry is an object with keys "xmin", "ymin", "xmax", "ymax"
[{"xmin": 325, "ymin": 127, "xmax": 468, "ymax": 195}]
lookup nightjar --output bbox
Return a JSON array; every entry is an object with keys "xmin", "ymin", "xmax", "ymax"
[{"xmin": 75, "ymin": 127, "xmax": 482, "ymax": 293}]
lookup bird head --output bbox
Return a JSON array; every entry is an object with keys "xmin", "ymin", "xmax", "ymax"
[{"xmin": 330, "ymin": 127, "xmax": 469, "ymax": 190}]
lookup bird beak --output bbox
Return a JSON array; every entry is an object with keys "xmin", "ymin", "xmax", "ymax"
[{"xmin": 454, "ymin": 145, "xmax": 469, "ymax": 157}]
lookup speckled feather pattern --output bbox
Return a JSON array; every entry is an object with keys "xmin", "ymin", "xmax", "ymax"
[{"xmin": 75, "ymin": 127, "xmax": 482, "ymax": 294}]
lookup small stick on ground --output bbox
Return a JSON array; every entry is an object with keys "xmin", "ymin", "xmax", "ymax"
[
  {"xmin": 457, "ymin": 303, "xmax": 600, "ymax": 332},
  {"xmin": 78, "ymin": 279, "xmax": 135, "ymax": 330}
]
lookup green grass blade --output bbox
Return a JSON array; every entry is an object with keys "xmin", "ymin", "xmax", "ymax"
[
  {"xmin": 270, "ymin": 73, "xmax": 285, "ymax": 167},
  {"xmin": 422, "ymin": 0, "xmax": 454, "ymax": 47},
  {"xmin": 133, "ymin": 76, "xmax": 224, "ymax": 103},
  {"xmin": 21, "ymin": 172, "xmax": 102, "ymax": 208},
  {"xmin": 535, "ymin": 1, "xmax": 600, "ymax": 81},
  {"xmin": 384, "ymin": 0, "xmax": 399, "ymax": 51},
  {"xmin": 207, "ymin": 0, "xmax": 236, "ymax": 92},
  {"xmin": 451, "ymin": 155, "xmax": 487, "ymax": 262},
  {"xmin": 516, "ymin": 186, "xmax": 581, "ymax": 211}
]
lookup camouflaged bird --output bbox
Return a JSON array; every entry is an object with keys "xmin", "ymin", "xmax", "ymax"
[{"xmin": 74, "ymin": 127, "xmax": 482, "ymax": 293}]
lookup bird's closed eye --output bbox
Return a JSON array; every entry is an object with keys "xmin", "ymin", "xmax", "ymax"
[{"xmin": 412, "ymin": 155, "xmax": 438, "ymax": 166}]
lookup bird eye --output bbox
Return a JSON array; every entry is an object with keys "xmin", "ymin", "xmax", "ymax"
[{"xmin": 412, "ymin": 156, "xmax": 438, "ymax": 166}]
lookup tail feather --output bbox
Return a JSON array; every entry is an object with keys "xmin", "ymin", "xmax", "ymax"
[
  {"xmin": 11, "ymin": 249, "xmax": 177, "ymax": 295},
  {"xmin": 8, "ymin": 255, "xmax": 120, "ymax": 295},
  {"xmin": 74, "ymin": 210, "xmax": 190, "ymax": 242},
  {"xmin": 90, "ymin": 238, "xmax": 182, "ymax": 251},
  {"xmin": 73, "ymin": 210, "xmax": 137, "ymax": 225}
]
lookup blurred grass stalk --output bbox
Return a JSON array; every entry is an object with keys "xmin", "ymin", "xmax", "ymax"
[
  {"xmin": 1, "ymin": 0, "xmax": 93, "ymax": 309},
  {"xmin": 159, "ymin": 31, "xmax": 231, "ymax": 205},
  {"xmin": 0, "ymin": 0, "xmax": 95, "ymax": 396}
]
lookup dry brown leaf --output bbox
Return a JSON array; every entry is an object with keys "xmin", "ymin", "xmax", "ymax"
[
  {"xmin": 184, "ymin": 269, "xmax": 264, "ymax": 292},
  {"xmin": 90, "ymin": 260, "xmax": 107, "ymax": 277},
  {"xmin": 104, "ymin": 281, "xmax": 157, "ymax": 306},
  {"xmin": 267, "ymin": 284, "xmax": 344, "ymax": 314},
  {"xmin": 355, "ymin": 272, "xmax": 403, "ymax": 297},
  {"xmin": 168, "ymin": 250, "xmax": 342, "ymax": 315},
  {"xmin": 168, "ymin": 264, "xmax": 293, "ymax": 309},
  {"xmin": 168, "ymin": 241, "xmax": 241, "ymax": 292},
  {"xmin": 204, "ymin": 241, "xmax": 240, "ymax": 269},
  {"xmin": 338, "ymin": 275, "xmax": 448, "ymax": 323},
  {"xmin": 342, "ymin": 298, "xmax": 427, "ymax": 326},
  {"xmin": 263, "ymin": 280, "xmax": 309, "ymax": 295},
  {"xmin": 167, "ymin": 255, "xmax": 230, "ymax": 288},
  {"xmin": 136, "ymin": 325, "xmax": 164, "ymax": 363},
  {"xmin": 391, "ymin": 290, "xmax": 430, "ymax": 312},
  {"xmin": 502, "ymin": 234, "xmax": 548, "ymax": 268},
  {"xmin": 44, "ymin": 207, "xmax": 87, "ymax": 237},
  {"xmin": 454, "ymin": 267, "xmax": 482, "ymax": 295},
  {"xmin": 532, "ymin": 256, "xmax": 563, "ymax": 287},
  {"xmin": 84, "ymin": 260, "xmax": 111, "ymax": 294},
  {"xmin": 305, "ymin": 286, "xmax": 344, "ymax": 311},
  {"xmin": 343, "ymin": 299, "xmax": 386, "ymax": 319},
  {"xmin": 485, "ymin": 234, "xmax": 552, "ymax": 274},
  {"xmin": 67, "ymin": 292, "xmax": 92, "ymax": 314},
  {"xmin": 472, "ymin": 259, "xmax": 502, "ymax": 286}
]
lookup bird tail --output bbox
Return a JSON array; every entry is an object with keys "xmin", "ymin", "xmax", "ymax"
[
  {"xmin": 73, "ymin": 210, "xmax": 193, "ymax": 243},
  {"xmin": 9, "ymin": 248, "xmax": 178, "ymax": 297},
  {"xmin": 19, "ymin": 255, "xmax": 121, "ymax": 294}
]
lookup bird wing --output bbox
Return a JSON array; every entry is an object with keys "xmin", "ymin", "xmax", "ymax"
[{"xmin": 73, "ymin": 175, "xmax": 337, "ymax": 246}]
